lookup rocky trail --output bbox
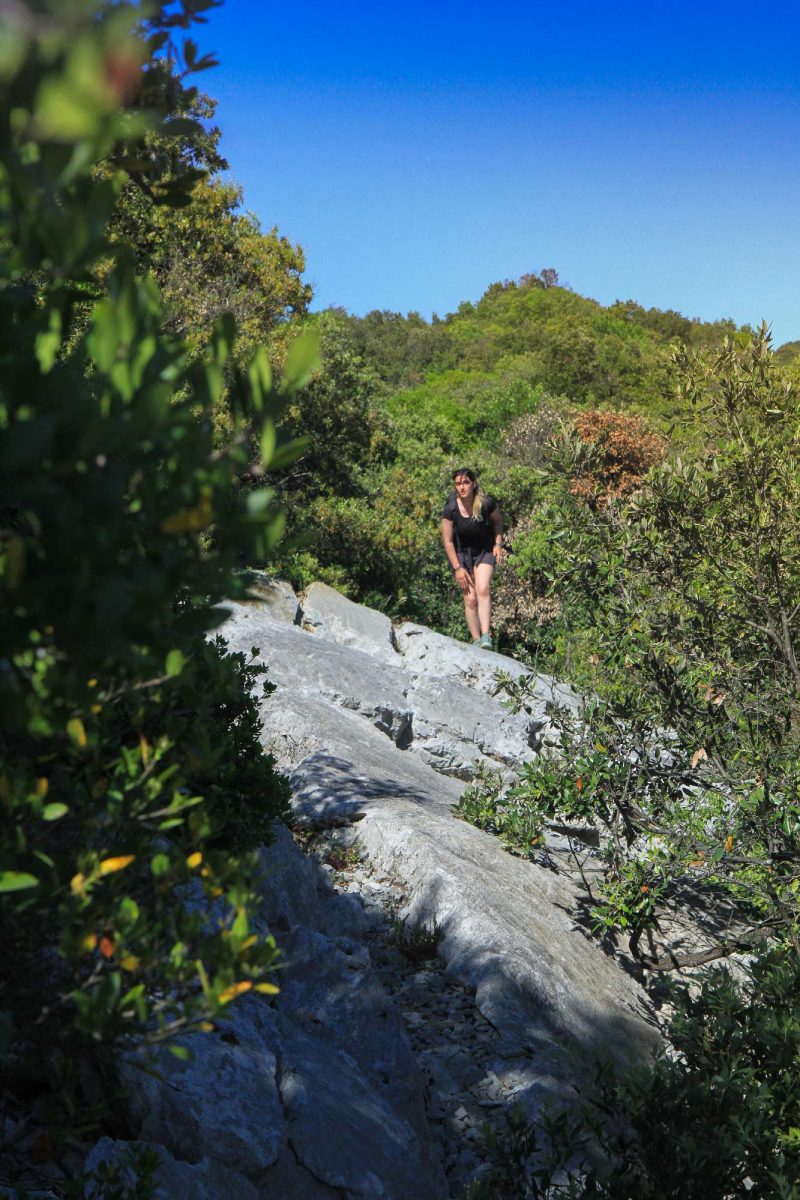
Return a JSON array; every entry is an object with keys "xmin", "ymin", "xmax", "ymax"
[
  {"xmin": 303, "ymin": 818, "xmax": 546, "ymax": 1195},
  {"xmin": 10, "ymin": 580, "xmax": 666, "ymax": 1200}
]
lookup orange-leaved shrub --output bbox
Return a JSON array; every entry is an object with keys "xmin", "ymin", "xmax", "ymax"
[{"xmin": 570, "ymin": 409, "xmax": 665, "ymax": 506}]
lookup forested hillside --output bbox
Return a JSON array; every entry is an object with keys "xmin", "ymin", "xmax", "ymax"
[{"xmin": 266, "ymin": 271, "xmax": 762, "ymax": 681}]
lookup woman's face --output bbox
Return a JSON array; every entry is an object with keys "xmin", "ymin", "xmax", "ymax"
[{"xmin": 454, "ymin": 472, "xmax": 476, "ymax": 499}]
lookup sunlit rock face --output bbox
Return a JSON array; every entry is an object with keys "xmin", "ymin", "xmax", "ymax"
[{"xmin": 96, "ymin": 582, "xmax": 656, "ymax": 1200}]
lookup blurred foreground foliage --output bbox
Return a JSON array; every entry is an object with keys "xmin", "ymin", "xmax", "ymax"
[{"xmin": 0, "ymin": 0, "xmax": 309, "ymax": 1162}]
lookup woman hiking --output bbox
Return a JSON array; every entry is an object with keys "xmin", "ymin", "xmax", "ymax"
[{"xmin": 441, "ymin": 467, "xmax": 505, "ymax": 649}]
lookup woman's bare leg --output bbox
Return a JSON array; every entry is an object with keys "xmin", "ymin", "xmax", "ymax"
[
  {"xmin": 474, "ymin": 562, "xmax": 494, "ymax": 635},
  {"xmin": 462, "ymin": 573, "xmax": 481, "ymax": 640}
]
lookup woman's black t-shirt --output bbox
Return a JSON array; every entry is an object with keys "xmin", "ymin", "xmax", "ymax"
[{"xmin": 441, "ymin": 492, "xmax": 499, "ymax": 552}]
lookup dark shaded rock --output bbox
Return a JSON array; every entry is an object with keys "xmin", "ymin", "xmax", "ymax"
[{"xmin": 83, "ymin": 1138, "xmax": 259, "ymax": 1200}]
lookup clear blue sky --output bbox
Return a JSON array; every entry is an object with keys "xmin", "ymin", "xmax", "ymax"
[{"xmin": 199, "ymin": 1, "xmax": 800, "ymax": 345}]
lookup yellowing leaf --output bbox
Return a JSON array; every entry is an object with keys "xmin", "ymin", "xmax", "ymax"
[
  {"xmin": 254, "ymin": 982, "xmax": 280, "ymax": 995},
  {"xmin": 139, "ymin": 735, "xmax": 149, "ymax": 766},
  {"xmin": 82, "ymin": 933, "xmax": 98, "ymax": 952},
  {"xmin": 99, "ymin": 854, "xmax": 135, "ymax": 876},
  {"xmin": 90, "ymin": 704, "xmax": 102, "ymax": 715},
  {"xmin": 218, "ymin": 980, "xmax": 253, "ymax": 1004},
  {"xmin": 71, "ymin": 873, "xmax": 87, "ymax": 896},
  {"xmin": 0, "ymin": 871, "xmax": 39, "ymax": 893},
  {"xmin": 724, "ymin": 835, "xmax": 734, "ymax": 852},
  {"xmin": 197, "ymin": 1021, "xmax": 215, "ymax": 1032},
  {"xmin": 186, "ymin": 852, "xmax": 203, "ymax": 869},
  {"xmin": 66, "ymin": 718, "xmax": 87, "ymax": 748},
  {"xmin": 5, "ymin": 536, "xmax": 25, "ymax": 590},
  {"xmin": 120, "ymin": 954, "xmax": 140, "ymax": 972},
  {"xmin": 99, "ymin": 935, "xmax": 115, "ymax": 959},
  {"xmin": 35, "ymin": 777, "xmax": 49, "ymax": 798},
  {"xmin": 160, "ymin": 490, "xmax": 213, "ymax": 534}
]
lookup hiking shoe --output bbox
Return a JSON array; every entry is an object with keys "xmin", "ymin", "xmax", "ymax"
[{"xmin": 478, "ymin": 632, "xmax": 493, "ymax": 650}]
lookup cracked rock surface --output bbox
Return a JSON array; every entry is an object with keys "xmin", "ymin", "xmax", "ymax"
[
  {"xmin": 114, "ymin": 822, "xmax": 447, "ymax": 1200},
  {"xmin": 84, "ymin": 581, "xmax": 658, "ymax": 1199}
]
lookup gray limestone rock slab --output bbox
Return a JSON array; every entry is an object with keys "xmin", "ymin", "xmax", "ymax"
[
  {"xmin": 256, "ymin": 1144, "xmax": 341, "ymax": 1199},
  {"xmin": 276, "ymin": 926, "xmax": 429, "ymax": 1138},
  {"xmin": 288, "ymin": 744, "xmax": 462, "ymax": 825},
  {"xmin": 244, "ymin": 574, "xmax": 302, "ymax": 624},
  {"xmin": 259, "ymin": 690, "xmax": 409, "ymax": 780},
  {"xmin": 221, "ymin": 602, "xmax": 413, "ymax": 747},
  {"xmin": 303, "ymin": 582, "xmax": 399, "ymax": 665},
  {"xmin": 287, "ymin": 753, "xmax": 660, "ymax": 1085},
  {"xmin": 277, "ymin": 1018, "xmax": 446, "ymax": 1200},
  {"xmin": 367, "ymin": 803, "xmax": 659, "ymax": 1064},
  {"xmin": 257, "ymin": 821, "xmax": 327, "ymax": 934},
  {"xmin": 83, "ymin": 1139, "xmax": 259, "ymax": 1200},
  {"xmin": 118, "ymin": 914, "xmax": 447, "ymax": 1199},
  {"xmin": 396, "ymin": 622, "xmax": 580, "ymax": 713},
  {"xmin": 121, "ymin": 999, "xmax": 286, "ymax": 1176},
  {"xmin": 408, "ymin": 672, "xmax": 543, "ymax": 777},
  {"xmin": 263, "ymin": 689, "xmax": 463, "ymax": 819},
  {"xmin": 241, "ymin": 593, "xmax": 658, "ymax": 1083}
]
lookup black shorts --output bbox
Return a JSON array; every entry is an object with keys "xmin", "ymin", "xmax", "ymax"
[{"xmin": 457, "ymin": 547, "xmax": 495, "ymax": 571}]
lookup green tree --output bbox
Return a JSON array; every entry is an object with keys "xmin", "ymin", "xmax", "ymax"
[
  {"xmin": 343, "ymin": 307, "xmax": 448, "ymax": 389},
  {"xmin": 276, "ymin": 310, "xmax": 389, "ymax": 499},
  {"xmin": 119, "ymin": 175, "xmax": 311, "ymax": 364},
  {"xmin": 0, "ymin": 0, "xmax": 310, "ymax": 1147}
]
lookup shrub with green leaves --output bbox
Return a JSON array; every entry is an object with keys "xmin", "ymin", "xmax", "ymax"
[
  {"xmin": 465, "ymin": 330, "xmax": 800, "ymax": 968},
  {"xmin": 458, "ymin": 330, "xmax": 800, "ymax": 1194},
  {"xmin": 0, "ymin": 0, "xmax": 311, "ymax": 1139}
]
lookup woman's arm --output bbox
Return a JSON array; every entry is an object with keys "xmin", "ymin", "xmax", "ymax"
[
  {"xmin": 443, "ymin": 518, "xmax": 471, "ymax": 594},
  {"xmin": 441, "ymin": 518, "xmax": 461, "ymax": 572},
  {"xmin": 489, "ymin": 505, "xmax": 506, "ymax": 563}
]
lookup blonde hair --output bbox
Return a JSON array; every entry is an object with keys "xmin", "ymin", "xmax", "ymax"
[{"xmin": 453, "ymin": 468, "xmax": 487, "ymax": 521}]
